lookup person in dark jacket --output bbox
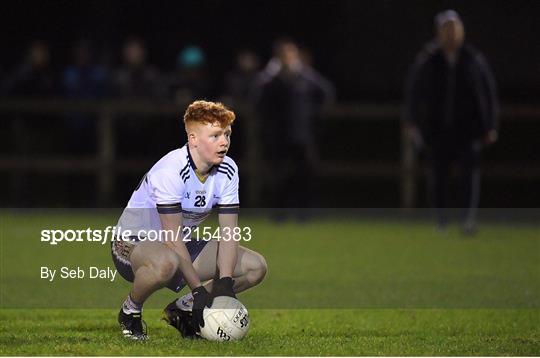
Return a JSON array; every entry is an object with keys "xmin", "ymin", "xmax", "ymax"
[
  {"xmin": 404, "ymin": 10, "xmax": 499, "ymax": 234},
  {"xmin": 253, "ymin": 39, "xmax": 335, "ymax": 214}
]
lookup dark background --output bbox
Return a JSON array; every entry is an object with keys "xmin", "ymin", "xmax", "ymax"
[
  {"xmin": 1, "ymin": 0, "xmax": 539, "ymax": 208},
  {"xmin": 2, "ymin": 0, "xmax": 539, "ymax": 100}
]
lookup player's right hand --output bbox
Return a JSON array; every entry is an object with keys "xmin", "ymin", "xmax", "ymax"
[
  {"xmin": 191, "ymin": 286, "xmax": 209, "ymax": 333},
  {"xmin": 208, "ymin": 277, "xmax": 236, "ymax": 307}
]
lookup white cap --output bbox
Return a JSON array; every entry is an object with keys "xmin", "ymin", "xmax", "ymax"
[{"xmin": 434, "ymin": 9, "xmax": 461, "ymax": 27}]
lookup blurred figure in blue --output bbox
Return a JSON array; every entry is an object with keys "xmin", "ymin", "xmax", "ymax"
[
  {"xmin": 253, "ymin": 39, "xmax": 335, "ymax": 215},
  {"xmin": 113, "ymin": 37, "xmax": 163, "ymax": 98},
  {"xmin": 62, "ymin": 40, "xmax": 110, "ymax": 154},
  {"xmin": 3, "ymin": 40, "xmax": 56, "ymax": 96},
  {"xmin": 166, "ymin": 45, "xmax": 210, "ymax": 105},
  {"xmin": 404, "ymin": 10, "xmax": 499, "ymax": 234},
  {"xmin": 62, "ymin": 40, "xmax": 109, "ymax": 99}
]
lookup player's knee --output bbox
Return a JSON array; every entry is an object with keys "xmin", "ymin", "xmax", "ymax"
[
  {"xmin": 151, "ymin": 254, "xmax": 178, "ymax": 283},
  {"xmin": 249, "ymin": 253, "xmax": 267, "ymax": 286},
  {"xmin": 158, "ymin": 260, "xmax": 177, "ymax": 282}
]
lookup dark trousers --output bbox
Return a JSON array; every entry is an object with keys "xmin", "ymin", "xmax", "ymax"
[
  {"xmin": 427, "ymin": 140, "xmax": 482, "ymax": 226},
  {"xmin": 266, "ymin": 142, "xmax": 315, "ymax": 211}
]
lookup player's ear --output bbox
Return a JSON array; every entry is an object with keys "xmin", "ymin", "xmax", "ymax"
[
  {"xmin": 188, "ymin": 131, "xmax": 197, "ymax": 146},
  {"xmin": 186, "ymin": 124, "xmax": 197, "ymax": 146}
]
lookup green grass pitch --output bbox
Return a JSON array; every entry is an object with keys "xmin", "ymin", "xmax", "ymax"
[{"xmin": 0, "ymin": 211, "xmax": 539, "ymax": 355}]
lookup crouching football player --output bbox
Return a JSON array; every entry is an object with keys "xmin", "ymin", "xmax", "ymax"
[{"xmin": 111, "ymin": 100, "xmax": 267, "ymax": 340}]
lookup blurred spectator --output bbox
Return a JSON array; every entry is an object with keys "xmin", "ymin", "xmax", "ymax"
[
  {"xmin": 62, "ymin": 40, "xmax": 110, "ymax": 154},
  {"xmin": 220, "ymin": 50, "xmax": 261, "ymax": 170},
  {"xmin": 166, "ymin": 45, "xmax": 210, "ymax": 105},
  {"xmin": 224, "ymin": 49, "xmax": 261, "ymax": 102},
  {"xmin": 2, "ymin": 40, "xmax": 56, "ymax": 96},
  {"xmin": 298, "ymin": 45, "xmax": 314, "ymax": 68},
  {"xmin": 253, "ymin": 39, "xmax": 335, "ymax": 214},
  {"xmin": 112, "ymin": 37, "xmax": 164, "ymax": 160},
  {"xmin": 62, "ymin": 40, "xmax": 110, "ymax": 99},
  {"xmin": 404, "ymin": 10, "xmax": 499, "ymax": 234},
  {"xmin": 113, "ymin": 38, "xmax": 163, "ymax": 98}
]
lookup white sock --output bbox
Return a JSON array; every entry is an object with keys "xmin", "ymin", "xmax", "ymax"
[
  {"xmin": 175, "ymin": 292, "xmax": 194, "ymax": 311},
  {"xmin": 122, "ymin": 294, "xmax": 143, "ymax": 314}
]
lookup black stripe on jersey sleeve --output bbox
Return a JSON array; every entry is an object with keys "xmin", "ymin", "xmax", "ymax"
[
  {"xmin": 217, "ymin": 169, "xmax": 232, "ymax": 180},
  {"xmin": 219, "ymin": 162, "xmax": 236, "ymax": 174},
  {"xmin": 219, "ymin": 165, "xmax": 234, "ymax": 177},
  {"xmin": 216, "ymin": 203, "xmax": 240, "ymax": 214},
  {"xmin": 156, "ymin": 202, "xmax": 182, "ymax": 214}
]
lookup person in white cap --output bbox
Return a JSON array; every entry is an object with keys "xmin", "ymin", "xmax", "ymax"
[{"xmin": 404, "ymin": 10, "xmax": 499, "ymax": 234}]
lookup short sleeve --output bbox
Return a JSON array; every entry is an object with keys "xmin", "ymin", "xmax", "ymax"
[
  {"xmin": 147, "ymin": 169, "xmax": 184, "ymax": 214},
  {"xmin": 217, "ymin": 163, "xmax": 239, "ymax": 214}
]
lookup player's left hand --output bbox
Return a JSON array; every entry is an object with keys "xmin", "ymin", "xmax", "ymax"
[{"xmin": 191, "ymin": 286, "xmax": 209, "ymax": 333}]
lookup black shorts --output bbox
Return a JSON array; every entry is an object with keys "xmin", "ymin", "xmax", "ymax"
[{"xmin": 111, "ymin": 237, "xmax": 210, "ymax": 293}]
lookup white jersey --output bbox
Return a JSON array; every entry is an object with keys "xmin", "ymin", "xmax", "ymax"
[{"xmin": 116, "ymin": 144, "xmax": 239, "ymax": 242}]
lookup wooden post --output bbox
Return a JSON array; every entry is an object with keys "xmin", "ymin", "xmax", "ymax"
[
  {"xmin": 240, "ymin": 102, "xmax": 262, "ymax": 207},
  {"xmin": 401, "ymin": 122, "xmax": 416, "ymax": 209},
  {"xmin": 97, "ymin": 108, "xmax": 115, "ymax": 206}
]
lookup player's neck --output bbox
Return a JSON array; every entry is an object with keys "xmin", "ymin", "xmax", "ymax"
[{"xmin": 188, "ymin": 145, "xmax": 213, "ymax": 175}]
